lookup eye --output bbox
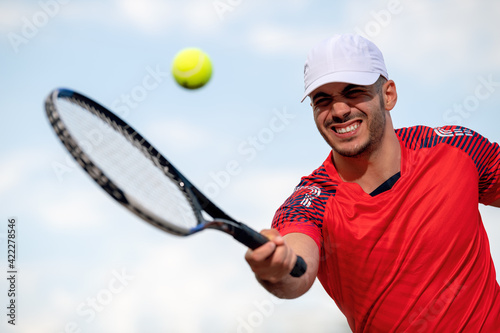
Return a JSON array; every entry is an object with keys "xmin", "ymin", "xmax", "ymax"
[
  {"xmin": 343, "ymin": 89, "xmax": 365, "ymax": 98},
  {"xmin": 313, "ymin": 97, "xmax": 332, "ymax": 107}
]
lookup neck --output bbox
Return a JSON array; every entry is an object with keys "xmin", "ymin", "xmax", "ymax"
[{"xmin": 333, "ymin": 127, "xmax": 401, "ymax": 194}]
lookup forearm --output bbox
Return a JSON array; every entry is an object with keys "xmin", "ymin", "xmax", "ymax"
[{"xmin": 257, "ymin": 264, "xmax": 317, "ymax": 299}]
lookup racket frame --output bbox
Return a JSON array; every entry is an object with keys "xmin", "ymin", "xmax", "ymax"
[{"xmin": 45, "ymin": 88, "xmax": 306, "ymax": 277}]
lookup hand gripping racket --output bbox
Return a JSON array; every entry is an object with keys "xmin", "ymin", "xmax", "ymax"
[{"xmin": 45, "ymin": 88, "xmax": 306, "ymax": 278}]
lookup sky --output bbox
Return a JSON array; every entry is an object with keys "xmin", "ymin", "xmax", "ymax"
[{"xmin": 1, "ymin": 0, "xmax": 500, "ymax": 332}]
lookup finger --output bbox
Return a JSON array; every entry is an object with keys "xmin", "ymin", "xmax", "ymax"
[
  {"xmin": 255, "ymin": 246, "xmax": 295, "ymax": 282},
  {"xmin": 245, "ymin": 241, "xmax": 276, "ymax": 262}
]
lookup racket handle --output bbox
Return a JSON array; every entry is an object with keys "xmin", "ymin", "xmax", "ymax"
[
  {"xmin": 233, "ymin": 223, "xmax": 307, "ymax": 278},
  {"xmin": 290, "ymin": 255, "xmax": 307, "ymax": 278}
]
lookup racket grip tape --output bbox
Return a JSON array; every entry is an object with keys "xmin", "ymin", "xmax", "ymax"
[
  {"xmin": 290, "ymin": 255, "xmax": 307, "ymax": 277},
  {"xmin": 233, "ymin": 223, "xmax": 307, "ymax": 278}
]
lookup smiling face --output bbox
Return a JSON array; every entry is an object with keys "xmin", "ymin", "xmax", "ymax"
[{"xmin": 311, "ymin": 77, "xmax": 395, "ymax": 158}]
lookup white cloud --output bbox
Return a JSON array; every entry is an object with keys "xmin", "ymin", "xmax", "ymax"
[
  {"xmin": 115, "ymin": 0, "xmax": 176, "ymax": 34},
  {"xmin": 245, "ymin": 0, "xmax": 499, "ymax": 83},
  {"xmin": 62, "ymin": 0, "xmax": 221, "ymax": 36},
  {"xmin": 0, "ymin": 2, "xmax": 36, "ymax": 32},
  {"xmin": 212, "ymin": 167, "xmax": 304, "ymax": 230},
  {"xmin": 0, "ymin": 0, "xmax": 222, "ymax": 37},
  {"xmin": 58, "ymin": 1, "xmax": 115, "ymax": 25},
  {"xmin": 248, "ymin": 25, "xmax": 326, "ymax": 56},
  {"xmin": 0, "ymin": 149, "xmax": 46, "ymax": 195},
  {"xmin": 0, "ymin": 147, "xmax": 118, "ymax": 230},
  {"xmin": 366, "ymin": 1, "xmax": 500, "ymax": 82},
  {"xmin": 60, "ymin": 240, "xmax": 347, "ymax": 332},
  {"xmin": 182, "ymin": 0, "xmax": 221, "ymax": 34},
  {"xmin": 144, "ymin": 117, "xmax": 214, "ymax": 152},
  {"xmin": 35, "ymin": 183, "xmax": 110, "ymax": 229}
]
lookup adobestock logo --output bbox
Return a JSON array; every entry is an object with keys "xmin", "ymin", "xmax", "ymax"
[
  {"xmin": 203, "ymin": 107, "xmax": 296, "ymax": 198},
  {"xmin": 58, "ymin": 268, "xmax": 134, "ymax": 333},
  {"xmin": 111, "ymin": 65, "xmax": 169, "ymax": 119},
  {"xmin": 8, "ymin": 0, "xmax": 71, "ymax": 54},
  {"xmin": 407, "ymin": 281, "xmax": 466, "ymax": 332},
  {"xmin": 353, "ymin": 0, "xmax": 403, "ymax": 40},
  {"xmin": 236, "ymin": 296, "xmax": 285, "ymax": 333},
  {"xmin": 443, "ymin": 75, "xmax": 499, "ymax": 125},
  {"xmin": 213, "ymin": 0, "xmax": 244, "ymax": 21}
]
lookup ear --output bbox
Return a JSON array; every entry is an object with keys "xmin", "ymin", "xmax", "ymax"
[{"xmin": 383, "ymin": 80, "xmax": 398, "ymax": 111}]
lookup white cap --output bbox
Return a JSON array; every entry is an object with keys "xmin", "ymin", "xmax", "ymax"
[{"xmin": 301, "ymin": 34, "xmax": 388, "ymax": 102}]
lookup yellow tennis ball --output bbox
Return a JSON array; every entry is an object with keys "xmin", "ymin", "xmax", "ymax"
[{"xmin": 171, "ymin": 48, "xmax": 213, "ymax": 89}]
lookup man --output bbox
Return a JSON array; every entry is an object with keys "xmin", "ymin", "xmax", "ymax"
[{"xmin": 245, "ymin": 34, "xmax": 500, "ymax": 332}]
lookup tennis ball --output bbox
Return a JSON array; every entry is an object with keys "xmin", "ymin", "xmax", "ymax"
[{"xmin": 171, "ymin": 48, "xmax": 213, "ymax": 89}]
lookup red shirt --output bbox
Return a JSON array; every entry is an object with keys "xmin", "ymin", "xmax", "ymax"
[{"xmin": 273, "ymin": 126, "xmax": 500, "ymax": 332}]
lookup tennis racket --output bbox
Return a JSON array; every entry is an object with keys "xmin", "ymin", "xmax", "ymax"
[{"xmin": 45, "ymin": 88, "xmax": 306, "ymax": 277}]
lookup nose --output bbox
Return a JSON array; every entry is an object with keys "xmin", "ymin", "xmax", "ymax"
[{"xmin": 331, "ymin": 100, "xmax": 351, "ymax": 120}]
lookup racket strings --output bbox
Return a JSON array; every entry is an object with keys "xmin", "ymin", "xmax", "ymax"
[{"xmin": 55, "ymin": 97, "xmax": 199, "ymax": 232}]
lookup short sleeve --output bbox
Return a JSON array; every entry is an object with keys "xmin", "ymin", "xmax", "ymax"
[
  {"xmin": 436, "ymin": 127, "xmax": 500, "ymax": 204},
  {"xmin": 472, "ymin": 133, "xmax": 500, "ymax": 204},
  {"xmin": 272, "ymin": 175, "xmax": 336, "ymax": 250},
  {"xmin": 398, "ymin": 126, "xmax": 500, "ymax": 205}
]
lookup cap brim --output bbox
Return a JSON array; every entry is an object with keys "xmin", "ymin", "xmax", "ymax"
[{"xmin": 301, "ymin": 72, "xmax": 381, "ymax": 102}]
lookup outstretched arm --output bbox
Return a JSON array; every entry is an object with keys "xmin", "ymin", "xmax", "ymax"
[{"xmin": 245, "ymin": 229, "xmax": 319, "ymax": 299}]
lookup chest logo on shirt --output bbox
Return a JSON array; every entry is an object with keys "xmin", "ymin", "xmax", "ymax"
[
  {"xmin": 294, "ymin": 186, "xmax": 322, "ymax": 207},
  {"xmin": 434, "ymin": 127, "xmax": 473, "ymax": 137}
]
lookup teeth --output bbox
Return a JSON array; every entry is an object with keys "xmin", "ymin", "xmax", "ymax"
[{"xmin": 336, "ymin": 122, "xmax": 360, "ymax": 134}]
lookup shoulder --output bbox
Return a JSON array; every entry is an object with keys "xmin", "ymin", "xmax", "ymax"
[
  {"xmin": 396, "ymin": 125, "xmax": 500, "ymax": 177},
  {"xmin": 279, "ymin": 156, "xmax": 339, "ymax": 219},
  {"xmin": 396, "ymin": 125, "xmax": 490, "ymax": 151},
  {"xmin": 273, "ymin": 155, "xmax": 339, "ymax": 226},
  {"xmin": 297, "ymin": 154, "xmax": 340, "ymax": 198},
  {"xmin": 272, "ymin": 155, "xmax": 339, "ymax": 246}
]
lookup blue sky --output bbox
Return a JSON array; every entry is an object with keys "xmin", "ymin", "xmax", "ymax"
[{"xmin": 1, "ymin": 0, "xmax": 500, "ymax": 332}]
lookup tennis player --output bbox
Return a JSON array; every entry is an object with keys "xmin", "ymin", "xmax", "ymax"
[{"xmin": 245, "ymin": 34, "xmax": 500, "ymax": 332}]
